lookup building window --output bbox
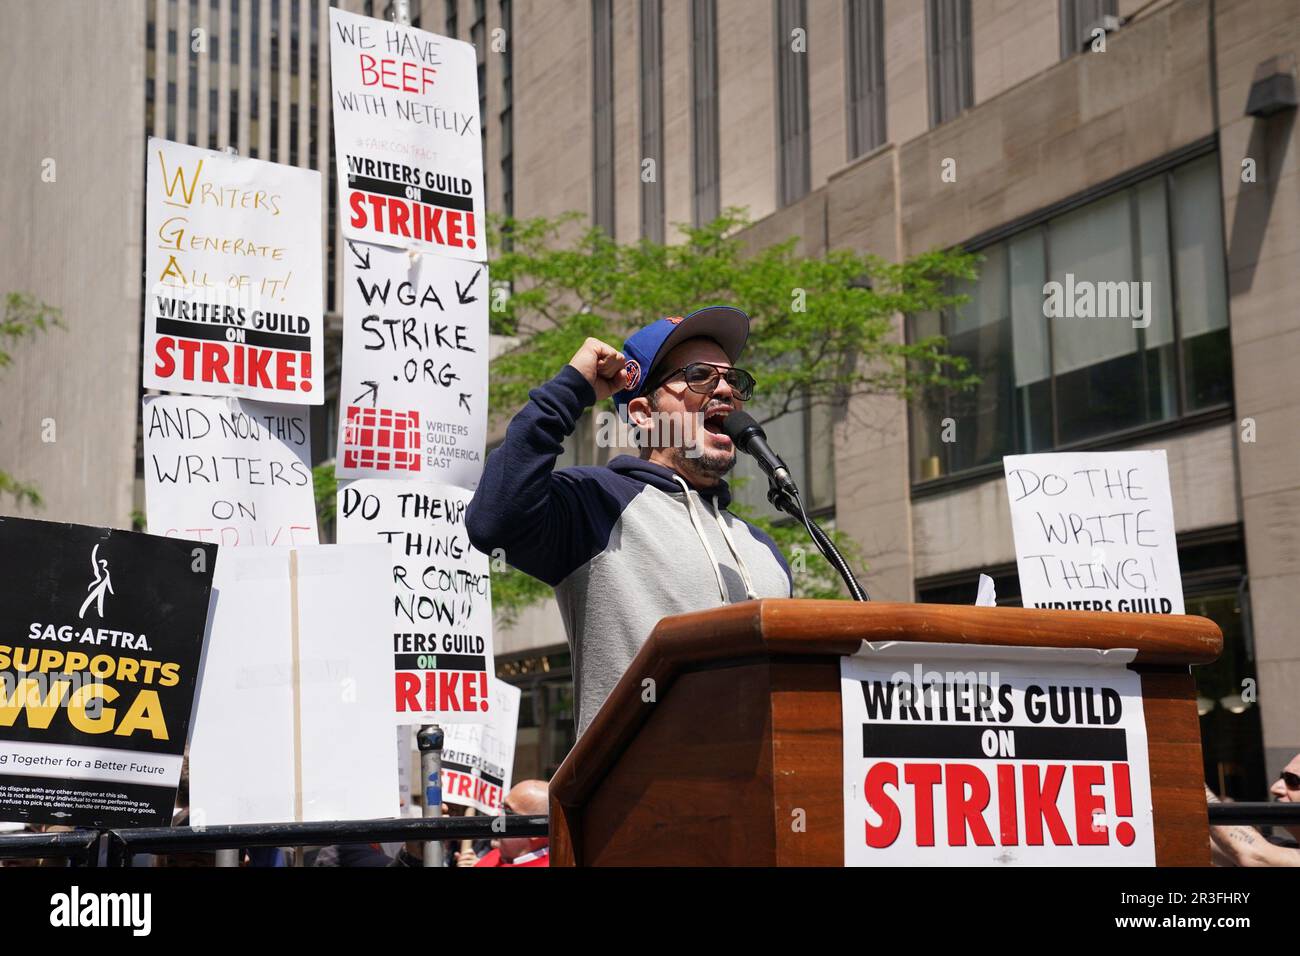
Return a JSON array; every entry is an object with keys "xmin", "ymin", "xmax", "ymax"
[
  {"xmin": 471, "ymin": 0, "xmax": 487, "ymax": 176},
  {"xmin": 1059, "ymin": 0, "xmax": 1117, "ymax": 59},
  {"xmin": 500, "ymin": 0, "xmax": 513, "ymax": 223},
  {"xmin": 925, "ymin": 0, "xmax": 972, "ymax": 128},
  {"xmin": 591, "ymin": 0, "xmax": 615, "ymax": 235},
  {"xmin": 691, "ymin": 0, "xmax": 719, "ymax": 226},
  {"xmin": 639, "ymin": 0, "xmax": 665, "ymax": 243},
  {"xmin": 908, "ymin": 152, "xmax": 1232, "ymax": 483},
  {"xmin": 444, "ymin": 0, "xmax": 457, "ymax": 37},
  {"xmin": 775, "ymin": 0, "xmax": 810, "ymax": 206},
  {"xmin": 845, "ymin": 0, "xmax": 886, "ymax": 159}
]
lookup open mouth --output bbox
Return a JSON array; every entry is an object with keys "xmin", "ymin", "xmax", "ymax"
[{"xmin": 702, "ymin": 406, "xmax": 732, "ymax": 439}]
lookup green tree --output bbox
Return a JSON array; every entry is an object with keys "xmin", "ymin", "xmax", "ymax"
[
  {"xmin": 0, "ymin": 293, "xmax": 63, "ymax": 507},
  {"xmin": 482, "ymin": 210, "xmax": 976, "ymax": 620}
]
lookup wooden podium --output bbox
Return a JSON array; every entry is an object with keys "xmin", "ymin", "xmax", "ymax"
[{"xmin": 549, "ymin": 600, "xmax": 1222, "ymax": 866}]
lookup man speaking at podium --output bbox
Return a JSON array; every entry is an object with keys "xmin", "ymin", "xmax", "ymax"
[{"xmin": 467, "ymin": 307, "xmax": 792, "ymax": 735}]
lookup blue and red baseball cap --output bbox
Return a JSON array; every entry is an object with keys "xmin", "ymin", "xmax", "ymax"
[{"xmin": 612, "ymin": 305, "xmax": 750, "ymax": 417}]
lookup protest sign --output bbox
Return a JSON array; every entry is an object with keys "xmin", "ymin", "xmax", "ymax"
[
  {"xmin": 336, "ymin": 479, "xmax": 493, "ymax": 724},
  {"xmin": 189, "ymin": 545, "xmax": 398, "ymax": 826},
  {"xmin": 441, "ymin": 679, "xmax": 521, "ymax": 814},
  {"xmin": 143, "ymin": 395, "xmax": 319, "ymax": 548},
  {"xmin": 144, "ymin": 137, "xmax": 323, "ymax": 403},
  {"xmin": 0, "ymin": 517, "xmax": 216, "ymax": 828},
  {"xmin": 336, "ymin": 242, "xmax": 487, "ymax": 488},
  {"xmin": 1004, "ymin": 451, "xmax": 1184, "ymax": 614},
  {"xmin": 329, "ymin": 8, "xmax": 485, "ymax": 260},
  {"xmin": 841, "ymin": 642, "xmax": 1155, "ymax": 866}
]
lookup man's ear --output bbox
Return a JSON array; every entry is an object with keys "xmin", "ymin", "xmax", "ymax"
[{"xmin": 626, "ymin": 395, "xmax": 653, "ymax": 428}]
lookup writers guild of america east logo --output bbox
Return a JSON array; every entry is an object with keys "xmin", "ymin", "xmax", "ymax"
[{"xmin": 78, "ymin": 544, "xmax": 115, "ymax": 620}]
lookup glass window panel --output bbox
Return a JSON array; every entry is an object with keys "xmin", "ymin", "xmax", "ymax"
[
  {"xmin": 945, "ymin": 312, "xmax": 1016, "ymax": 471},
  {"xmin": 1048, "ymin": 190, "xmax": 1137, "ymax": 375},
  {"xmin": 908, "ymin": 310, "xmax": 947, "ymax": 480},
  {"xmin": 952, "ymin": 242, "xmax": 1007, "ymax": 335},
  {"xmin": 1009, "ymin": 228, "xmax": 1049, "ymax": 387},
  {"xmin": 1172, "ymin": 154, "xmax": 1228, "ymax": 340},
  {"xmin": 808, "ymin": 401, "xmax": 835, "ymax": 509},
  {"xmin": 1136, "ymin": 177, "xmax": 1178, "ymax": 421},
  {"xmin": 1137, "ymin": 177, "xmax": 1175, "ymax": 350}
]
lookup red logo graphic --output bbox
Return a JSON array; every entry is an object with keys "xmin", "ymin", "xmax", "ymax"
[
  {"xmin": 342, "ymin": 406, "xmax": 422, "ymax": 471},
  {"xmin": 623, "ymin": 359, "xmax": 641, "ymax": 391}
]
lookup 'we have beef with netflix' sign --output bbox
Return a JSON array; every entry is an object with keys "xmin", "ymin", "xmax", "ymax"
[{"xmin": 329, "ymin": 8, "xmax": 485, "ymax": 262}]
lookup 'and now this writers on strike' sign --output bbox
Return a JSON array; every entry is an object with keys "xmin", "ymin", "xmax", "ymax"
[
  {"xmin": 337, "ymin": 479, "xmax": 493, "ymax": 723},
  {"xmin": 336, "ymin": 241, "xmax": 487, "ymax": 488},
  {"xmin": 329, "ymin": 8, "xmax": 485, "ymax": 261},
  {"xmin": 144, "ymin": 138, "xmax": 323, "ymax": 403},
  {"xmin": 142, "ymin": 395, "xmax": 319, "ymax": 548}
]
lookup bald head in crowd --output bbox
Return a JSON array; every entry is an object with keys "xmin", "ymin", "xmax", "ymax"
[{"xmin": 498, "ymin": 779, "xmax": 549, "ymax": 862}]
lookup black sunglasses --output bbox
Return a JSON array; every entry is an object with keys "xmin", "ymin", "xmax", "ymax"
[
  {"xmin": 648, "ymin": 362, "xmax": 756, "ymax": 401},
  {"xmin": 1280, "ymin": 770, "xmax": 1300, "ymax": 790}
]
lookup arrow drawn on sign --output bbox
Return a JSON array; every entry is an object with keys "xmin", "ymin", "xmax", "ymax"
[
  {"xmin": 459, "ymin": 393, "xmax": 472, "ymax": 413},
  {"xmin": 348, "ymin": 241, "xmax": 371, "ymax": 270},
  {"xmin": 354, "ymin": 381, "xmax": 379, "ymax": 407},
  {"xmin": 456, "ymin": 268, "xmax": 482, "ymax": 305}
]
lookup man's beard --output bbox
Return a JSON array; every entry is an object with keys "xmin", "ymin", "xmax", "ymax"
[{"xmin": 667, "ymin": 441, "xmax": 736, "ymax": 480}]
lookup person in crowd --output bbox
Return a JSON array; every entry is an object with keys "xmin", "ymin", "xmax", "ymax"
[
  {"xmin": 1206, "ymin": 755, "xmax": 1300, "ymax": 866},
  {"xmin": 471, "ymin": 779, "xmax": 549, "ymax": 868}
]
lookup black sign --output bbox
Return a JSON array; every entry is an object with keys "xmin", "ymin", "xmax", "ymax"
[{"xmin": 0, "ymin": 517, "xmax": 217, "ymax": 828}]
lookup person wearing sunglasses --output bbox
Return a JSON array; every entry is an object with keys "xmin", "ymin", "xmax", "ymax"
[
  {"xmin": 1206, "ymin": 759, "xmax": 1300, "ymax": 866},
  {"xmin": 467, "ymin": 307, "xmax": 793, "ymax": 738}
]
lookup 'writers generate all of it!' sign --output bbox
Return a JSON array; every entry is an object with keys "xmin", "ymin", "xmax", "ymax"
[
  {"xmin": 1003, "ymin": 451, "xmax": 1184, "ymax": 614},
  {"xmin": 144, "ymin": 139, "xmax": 323, "ymax": 403}
]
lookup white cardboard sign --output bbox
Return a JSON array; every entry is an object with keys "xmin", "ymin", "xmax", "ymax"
[
  {"xmin": 329, "ymin": 8, "xmax": 485, "ymax": 261},
  {"xmin": 143, "ymin": 395, "xmax": 319, "ymax": 548},
  {"xmin": 841, "ymin": 643, "xmax": 1155, "ymax": 867},
  {"xmin": 189, "ymin": 545, "xmax": 399, "ymax": 826},
  {"xmin": 1004, "ymin": 450, "xmax": 1184, "ymax": 614},
  {"xmin": 336, "ymin": 242, "xmax": 487, "ymax": 488},
  {"xmin": 144, "ymin": 138, "xmax": 323, "ymax": 403},
  {"xmin": 441, "ymin": 680, "xmax": 521, "ymax": 814}
]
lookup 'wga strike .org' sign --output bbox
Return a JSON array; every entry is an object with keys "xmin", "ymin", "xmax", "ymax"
[{"xmin": 0, "ymin": 517, "xmax": 216, "ymax": 828}]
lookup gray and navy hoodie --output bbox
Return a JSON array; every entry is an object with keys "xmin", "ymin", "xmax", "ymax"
[{"xmin": 467, "ymin": 365, "xmax": 793, "ymax": 736}]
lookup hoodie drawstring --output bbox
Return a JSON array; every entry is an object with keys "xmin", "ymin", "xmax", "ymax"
[
  {"xmin": 709, "ymin": 496, "xmax": 759, "ymax": 600},
  {"xmin": 672, "ymin": 475, "xmax": 760, "ymax": 603}
]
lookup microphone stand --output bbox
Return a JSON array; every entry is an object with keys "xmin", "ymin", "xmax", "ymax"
[{"xmin": 767, "ymin": 481, "xmax": 870, "ymax": 602}]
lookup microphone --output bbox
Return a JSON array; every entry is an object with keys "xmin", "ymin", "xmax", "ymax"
[{"xmin": 722, "ymin": 410, "xmax": 798, "ymax": 496}]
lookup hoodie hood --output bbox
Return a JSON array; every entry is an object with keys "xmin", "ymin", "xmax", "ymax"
[{"xmin": 605, "ymin": 455, "xmax": 733, "ymax": 508}]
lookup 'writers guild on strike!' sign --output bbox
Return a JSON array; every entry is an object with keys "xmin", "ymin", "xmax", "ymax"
[
  {"xmin": 336, "ymin": 241, "xmax": 487, "ymax": 489},
  {"xmin": 336, "ymin": 479, "xmax": 493, "ymax": 724},
  {"xmin": 840, "ymin": 644, "xmax": 1156, "ymax": 867},
  {"xmin": 144, "ymin": 138, "xmax": 323, "ymax": 404},
  {"xmin": 329, "ymin": 7, "xmax": 485, "ymax": 261}
]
